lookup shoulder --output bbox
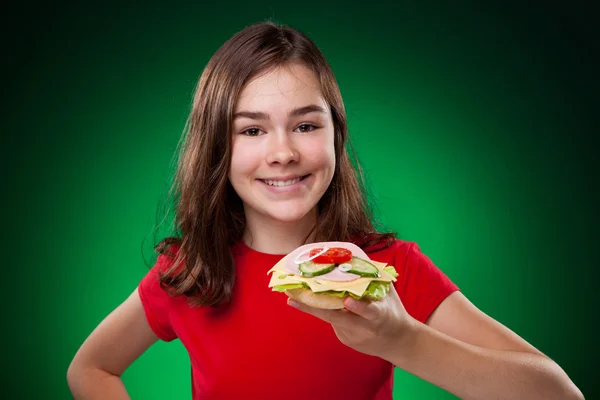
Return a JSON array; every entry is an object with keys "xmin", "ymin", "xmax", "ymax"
[
  {"xmin": 372, "ymin": 239, "xmax": 460, "ymax": 323},
  {"xmin": 158, "ymin": 245, "xmax": 181, "ymax": 265},
  {"xmin": 155, "ymin": 242, "xmax": 183, "ymax": 267},
  {"xmin": 366, "ymin": 238, "xmax": 456, "ymax": 288},
  {"xmin": 363, "ymin": 238, "xmax": 418, "ymax": 269},
  {"xmin": 148, "ymin": 242, "xmax": 184, "ymax": 278},
  {"xmin": 137, "ymin": 244, "xmax": 184, "ymax": 341},
  {"xmin": 139, "ymin": 243, "xmax": 184, "ymax": 299}
]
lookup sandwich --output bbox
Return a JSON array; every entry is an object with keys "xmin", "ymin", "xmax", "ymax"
[{"xmin": 267, "ymin": 241, "xmax": 399, "ymax": 309}]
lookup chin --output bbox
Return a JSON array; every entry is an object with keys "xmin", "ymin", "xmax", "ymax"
[{"xmin": 266, "ymin": 204, "xmax": 316, "ymax": 223}]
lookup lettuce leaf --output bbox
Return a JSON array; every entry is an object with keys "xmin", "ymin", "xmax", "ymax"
[
  {"xmin": 272, "ymin": 283, "xmax": 305, "ymax": 292},
  {"xmin": 384, "ymin": 266, "xmax": 399, "ymax": 278}
]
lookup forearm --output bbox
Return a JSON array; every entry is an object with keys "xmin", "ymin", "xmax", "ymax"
[
  {"xmin": 67, "ymin": 367, "xmax": 131, "ymax": 400},
  {"xmin": 388, "ymin": 321, "xmax": 583, "ymax": 400}
]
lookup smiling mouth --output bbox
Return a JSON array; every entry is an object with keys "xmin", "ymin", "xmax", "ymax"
[{"xmin": 259, "ymin": 174, "xmax": 310, "ymax": 187}]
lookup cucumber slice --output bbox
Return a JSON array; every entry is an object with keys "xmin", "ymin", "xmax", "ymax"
[
  {"xmin": 348, "ymin": 257, "xmax": 381, "ymax": 278},
  {"xmin": 298, "ymin": 261, "xmax": 335, "ymax": 277}
]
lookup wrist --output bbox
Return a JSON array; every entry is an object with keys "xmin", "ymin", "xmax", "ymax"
[{"xmin": 380, "ymin": 315, "xmax": 421, "ymax": 365}]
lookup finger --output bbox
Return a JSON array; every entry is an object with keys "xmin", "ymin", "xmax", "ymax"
[
  {"xmin": 343, "ymin": 297, "xmax": 381, "ymax": 321},
  {"xmin": 287, "ymin": 298, "xmax": 335, "ymax": 322},
  {"xmin": 389, "ymin": 283, "xmax": 400, "ymax": 298},
  {"xmin": 387, "ymin": 284, "xmax": 408, "ymax": 310},
  {"xmin": 287, "ymin": 298, "xmax": 359, "ymax": 328}
]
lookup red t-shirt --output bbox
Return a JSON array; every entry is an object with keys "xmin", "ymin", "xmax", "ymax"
[{"xmin": 138, "ymin": 239, "xmax": 459, "ymax": 399}]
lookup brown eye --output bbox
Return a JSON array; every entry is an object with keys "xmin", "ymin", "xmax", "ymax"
[
  {"xmin": 296, "ymin": 124, "xmax": 317, "ymax": 133},
  {"xmin": 242, "ymin": 127, "xmax": 263, "ymax": 136}
]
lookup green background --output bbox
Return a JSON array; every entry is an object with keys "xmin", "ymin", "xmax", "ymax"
[{"xmin": 6, "ymin": 1, "xmax": 597, "ymax": 399}]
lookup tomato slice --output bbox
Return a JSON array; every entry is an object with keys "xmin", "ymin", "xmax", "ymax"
[{"xmin": 309, "ymin": 247, "xmax": 352, "ymax": 264}]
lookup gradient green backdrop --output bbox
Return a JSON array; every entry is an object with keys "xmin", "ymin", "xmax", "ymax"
[{"xmin": 6, "ymin": 1, "xmax": 597, "ymax": 399}]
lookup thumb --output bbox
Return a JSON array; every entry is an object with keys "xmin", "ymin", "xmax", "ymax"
[{"xmin": 343, "ymin": 296, "xmax": 380, "ymax": 321}]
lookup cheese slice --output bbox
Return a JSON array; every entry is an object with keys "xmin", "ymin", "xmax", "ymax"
[{"xmin": 267, "ymin": 257, "xmax": 396, "ymax": 297}]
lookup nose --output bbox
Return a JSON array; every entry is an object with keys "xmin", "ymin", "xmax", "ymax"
[{"xmin": 265, "ymin": 132, "xmax": 299, "ymax": 165}]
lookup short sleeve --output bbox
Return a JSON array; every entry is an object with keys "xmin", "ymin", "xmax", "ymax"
[
  {"xmin": 394, "ymin": 243, "xmax": 459, "ymax": 324},
  {"xmin": 138, "ymin": 252, "xmax": 179, "ymax": 342}
]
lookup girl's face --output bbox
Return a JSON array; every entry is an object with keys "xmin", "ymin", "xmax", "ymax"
[{"xmin": 229, "ymin": 63, "xmax": 335, "ymax": 225}]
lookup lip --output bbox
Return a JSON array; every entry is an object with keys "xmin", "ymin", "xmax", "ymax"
[
  {"xmin": 258, "ymin": 174, "xmax": 307, "ymax": 181},
  {"xmin": 257, "ymin": 174, "xmax": 310, "ymax": 193}
]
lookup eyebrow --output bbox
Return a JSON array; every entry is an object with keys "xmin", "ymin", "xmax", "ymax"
[{"xmin": 233, "ymin": 104, "xmax": 327, "ymax": 121}]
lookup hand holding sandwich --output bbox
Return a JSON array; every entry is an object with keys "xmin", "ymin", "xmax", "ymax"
[
  {"xmin": 287, "ymin": 284, "xmax": 417, "ymax": 360},
  {"xmin": 267, "ymin": 241, "xmax": 415, "ymax": 360}
]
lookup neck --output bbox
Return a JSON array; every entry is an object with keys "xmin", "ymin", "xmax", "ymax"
[{"xmin": 242, "ymin": 207, "xmax": 318, "ymax": 254}]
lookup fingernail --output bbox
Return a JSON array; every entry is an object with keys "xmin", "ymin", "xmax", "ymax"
[
  {"xmin": 344, "ymin": 298, "xmax": 356, "ymax": 309},
  {"xmin": 288, "ymin": 299, "xmax": 300, "ymax": 308}
]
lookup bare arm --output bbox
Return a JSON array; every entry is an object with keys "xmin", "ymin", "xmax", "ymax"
[
  {"xmin": 67, "ymin": 288, "xmax": 159, "ymax": 399},
  {"xmin": 288, "ymin": 287, "xmax": 584, "ymax": 399},
  {"xmin": 390, "ymin": 291, "xmax": 584, "ymax": 400}
]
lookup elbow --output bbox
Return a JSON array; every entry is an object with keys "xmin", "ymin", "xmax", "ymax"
[
  {"xmin": 554, "ymin": 366, "xmax": 585, "ymax": 400},
  {"xmin": 565, "ymin": 385, "xmax": 585, "ymax": 400},
  {"xmin": 67, "ymin": 355, "xmax": 90, "ymax": 396},
  {"xmin": 66, "ymin": 369, "xmax": 76, "ymax": 396},
  {"xmin": 545, "ymin": 359, "xmax": 585, "ymax": 400},
  {"xmin": 66, "ymin": 359, "xmax": 81, "ymax": 393}
]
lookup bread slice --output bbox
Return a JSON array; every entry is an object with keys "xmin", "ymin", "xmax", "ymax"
[{"xmin": 285, "ymin": 288, "xmax": 345, "ymax": 309}]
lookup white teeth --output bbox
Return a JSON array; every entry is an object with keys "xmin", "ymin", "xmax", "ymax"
[{"xmin": 263, "ymin": 177, "xmax": 302, "ymax": 187}]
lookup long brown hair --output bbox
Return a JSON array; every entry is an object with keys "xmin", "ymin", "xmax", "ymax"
[{"xmin": 153, "ymin": 21, "xmax": 396, "ymax": 307}]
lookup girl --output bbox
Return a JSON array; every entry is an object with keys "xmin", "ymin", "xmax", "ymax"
[{"xmin": 67, "ymin": 21, "xmax": 583, "ymax": 400}]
